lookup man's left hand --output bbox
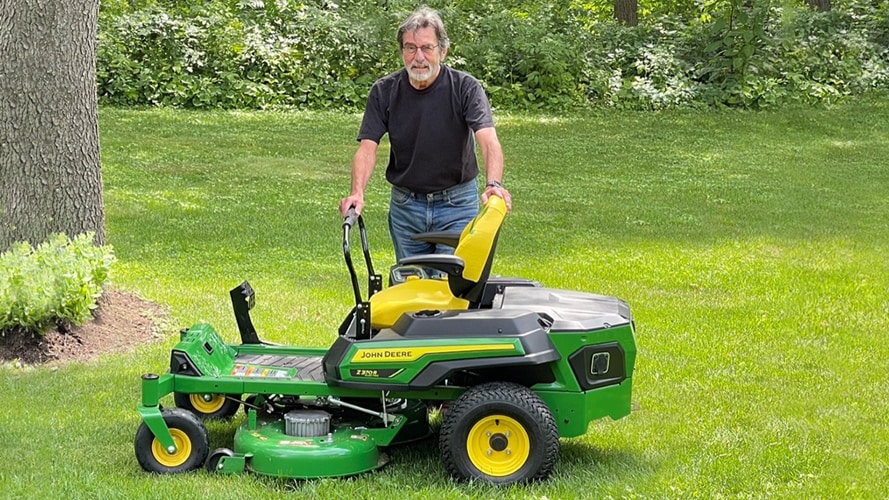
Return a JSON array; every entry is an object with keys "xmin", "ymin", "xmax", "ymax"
[{"xmin": 482, "ymin": 184, "xmax": 512, "ymax": 212}]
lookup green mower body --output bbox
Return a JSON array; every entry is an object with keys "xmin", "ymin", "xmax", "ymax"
[{"xmin": 134, "ymin": 198, "xmax": 637, "ymax": 484}]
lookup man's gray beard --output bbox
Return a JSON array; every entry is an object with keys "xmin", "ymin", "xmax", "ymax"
[{"xmin": 408, "ymin": 63, "xmax": 436, "ymax": 82}]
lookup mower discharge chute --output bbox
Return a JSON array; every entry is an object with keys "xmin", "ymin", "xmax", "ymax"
[{"xmin": 134, "ymin": 195, "xmax": 637, "ymax": 484}]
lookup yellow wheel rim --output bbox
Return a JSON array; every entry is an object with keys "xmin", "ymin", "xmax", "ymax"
[
  {"xmin": 189, "ymin": 393, "xmax": 225, "ymax": 414},
  {"xmin": 151, "ymin": 428, "xmax": 192, "ymax": 468},
  {"xmin": 466, "ymin": 415, "xmax": 530, "ymax": 477}
]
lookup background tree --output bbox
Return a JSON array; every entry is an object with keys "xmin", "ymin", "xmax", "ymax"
[
  {"xmin": 615, "ymin": 0, "xmax": 639, "ymax": 26},
  {"xmin": 806, "ymin": 0, "xmax": 831, "ymax": 12},
  {"xmin": 0, "ymin": 0, "xmax": 105, "ymax": 249}
]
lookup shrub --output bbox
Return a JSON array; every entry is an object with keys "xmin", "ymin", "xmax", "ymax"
[
  {"xmin": 97, "ymin": 2, "xmax": 393, "ymax": 109},
  {"xmin": 0, "ymin": 233, "xmax": 116, "ymax": 335},
  {"xmin": 448, "ymin": 4, "xmax": 584, "ymax": 110},
  {"xmin": 96, "ymin": 0, "xmax": 889, "ymax": 110},
  {"xmin": 580, "ymin": 17, "xmax": 703, "ymax": 109}
]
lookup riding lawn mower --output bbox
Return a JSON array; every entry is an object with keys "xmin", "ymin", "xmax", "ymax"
[{"xmin": 133, "ymin": 195, "xmax": 637, "ymax": 484}]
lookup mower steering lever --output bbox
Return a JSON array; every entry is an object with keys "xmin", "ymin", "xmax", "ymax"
[
  {"xmin": 343, "ymin": 209, "xmax": 378, "ymax": 306},
  {"xmin": 343, "ymin": 207, "xmax": 358, "ymax": 230}
]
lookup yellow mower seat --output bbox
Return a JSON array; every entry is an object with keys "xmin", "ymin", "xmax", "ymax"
[
  {"xmin": 369, "ymin": 279, "xmax": 469, "ymax": 329},
  {"xmin": 369, "ymin": 195, "xmax": 508, "ymax": 330}
]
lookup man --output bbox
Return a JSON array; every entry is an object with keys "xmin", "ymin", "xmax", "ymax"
[{"xmin": 338, "ymin": 7, "xmax": 512, "ymax": 262}]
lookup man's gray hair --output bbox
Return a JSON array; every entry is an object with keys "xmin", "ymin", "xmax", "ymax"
[{"xmin": 397, "ymin": 6, "xmax": 450, "ymax": 50}]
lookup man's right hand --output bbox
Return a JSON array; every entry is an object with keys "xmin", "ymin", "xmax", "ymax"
[{"xmin": 339, "ymin": 194, "xmax": 364, "ymax": 217}]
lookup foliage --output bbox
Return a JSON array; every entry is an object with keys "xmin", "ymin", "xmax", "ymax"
[
  {"xmin": 96, "ymin": 0, "xmax": 889, "ymax": 109},
  {"xmin": 687, "ymin": 0, "xmax": 889, "ymax": 107},
  {"xmin": 0, "ymin": 233, "xmax": 116, "ymax": 335},
  {"xmin": 449, "ymin": 4, "xmax": 584, "ymax": 109},
  {"xmin": 581, "ymin": 17, "xmax": 704, "ymax": 109},
  {"xmin": 98, "ymin": 1, "xmax": 393, "ymax": 108}
]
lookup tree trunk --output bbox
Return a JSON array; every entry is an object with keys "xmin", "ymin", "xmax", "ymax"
[
  {"xmin": 0, "ymin": 0, "xmax": 105, "ymax": 250},
  {"xmin": 614, "ymin": 0, "xmax": 639, "ymax": 27},
  {"xmin": 806, "ymin": 0, "xmax": 831, "ymax": 11}
]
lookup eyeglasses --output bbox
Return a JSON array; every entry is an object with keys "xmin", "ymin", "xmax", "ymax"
[{"xmin": 401, "ymin": 43, "xmax": 439, "ymax": 56}]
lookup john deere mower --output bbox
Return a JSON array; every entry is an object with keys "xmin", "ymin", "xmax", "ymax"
[{"xmin": 134, "ymin": 195, "xmax": 637, "ymax": 484}]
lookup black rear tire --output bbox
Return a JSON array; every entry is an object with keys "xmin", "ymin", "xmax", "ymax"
[{"xmin": 439, "ymin": 381, "xmax": 559, "ymax": 484}]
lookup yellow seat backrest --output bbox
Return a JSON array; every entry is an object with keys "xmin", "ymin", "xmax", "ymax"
[{"xmin": 447, "ymin": 195, "xmax": 508, "ymax": 301}]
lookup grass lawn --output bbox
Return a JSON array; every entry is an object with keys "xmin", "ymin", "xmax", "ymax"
[{"xmin": 2, "ymin": 96, "xmax": 888, "ymax": 498}]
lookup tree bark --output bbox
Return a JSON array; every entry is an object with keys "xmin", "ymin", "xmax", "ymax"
[
  {"xmin": 806, "ymin": 0, "xmax": 831, "ymax": 11},
  {"xmin": 614, "ymin": 0, "xmax": 639, "ymax": 27},
  {"xmin": 0, "ymin": 0, "xmax": 105, "ymax": 249}
]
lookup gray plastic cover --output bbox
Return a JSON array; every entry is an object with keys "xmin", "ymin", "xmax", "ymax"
[{"xmin": 500, "ymin": 287, "xmax": 632, "ymax": 332}]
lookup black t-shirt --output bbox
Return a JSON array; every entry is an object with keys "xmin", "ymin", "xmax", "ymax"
[{"xmin": 357, "ymin": 66, "xmax": 495, "ymax": 194}]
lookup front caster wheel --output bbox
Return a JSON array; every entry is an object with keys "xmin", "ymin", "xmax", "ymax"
[
  {"xmin": 174, "ymin": 392, "xmax": 241, "ymax": 420},
  {"xmin": 135, "ymin": 408, "xmax": 209, "ymax": 473},
  {"xmin": 206, "ymin": 447, "xmax": 235, "ymax": 473},
  {"xmin": 439, "ymin": 382, "xmax": 559, "ymax": 484}
]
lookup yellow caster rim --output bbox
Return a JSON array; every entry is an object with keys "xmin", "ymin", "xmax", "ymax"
[{"xmin": 151, "ymin": 428, "xmax": 192, "ymax": 468}]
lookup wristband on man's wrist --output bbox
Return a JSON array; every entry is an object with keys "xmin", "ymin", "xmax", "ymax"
[{"xmin": 485, "ymin": 180, "xmax": 504, "ymax": 189}]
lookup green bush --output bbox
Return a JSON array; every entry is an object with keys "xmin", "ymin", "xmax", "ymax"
[
  {"xmin": 97, "ymin": 2, "xmax": 393, "ymax": 109},
  {"xmin": 686, "ymin": 0, "xmax": 889, "ymax": 107},
  {"xmin": 0, "ymin": 233, "xmax": 116, "ymax": 335},
  {"xmin": 451, "ymin": 5, "xmax": 583, "ymax": 110},
  {"xmin": 580, "ymin": 17, "xmax": 703, "ymax": 110},
  {"xmin": 96, "ymin": 0, "xmax": 889, "ymax": 110}
]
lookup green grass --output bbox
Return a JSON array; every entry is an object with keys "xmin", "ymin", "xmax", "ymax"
[{"xmin": 2, "ymin": 96, "xmax": 889, "ymax": 498}]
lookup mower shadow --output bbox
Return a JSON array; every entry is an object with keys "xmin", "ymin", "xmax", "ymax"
[
  {"xmin": 202, "ymin": 409, "xmax": 647, "ymax": 490},
  {"xmin": 259, "ymin": 434, "xmax": 448, "ymax": 491},
  {"xmin": 553, "ymin": 439, "xmax": 649, "ymax": 483}
]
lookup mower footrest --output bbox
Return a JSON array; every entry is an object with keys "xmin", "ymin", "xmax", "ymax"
[{"xmin": 234, "ymin": 354, "xmax": 325, "ymax": 382}]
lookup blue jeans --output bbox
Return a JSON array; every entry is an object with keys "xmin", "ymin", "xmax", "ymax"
[{"xmin": 388, "ymin": 179, "xmax": 479, "ymax": 261}]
